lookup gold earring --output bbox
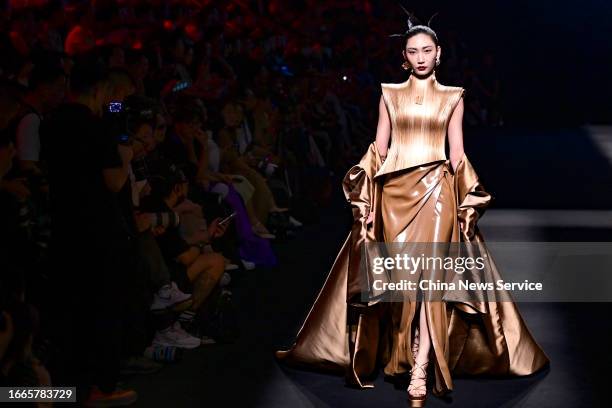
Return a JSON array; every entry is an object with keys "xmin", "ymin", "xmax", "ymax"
[{"xmin": 402, "ymin": 61, "xmax": 411, "ymax": 71}]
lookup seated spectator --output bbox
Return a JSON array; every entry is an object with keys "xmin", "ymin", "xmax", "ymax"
[
  {"xmin": 171, "ymin": 96, "xmax": 278, "ymax": 262},
  {"xmin": 0, "ymin": 311, "xmax": 13, "ymax": 384},
  {"xmin": 125, "ymin": 49, "xmax": 150, "ymax": 96},
  {"xmin": 217, "ymin": 100, "xmax": 290, "ymax": 226},
  {"xmin": 0, "ymin": 130, "xmax": 16, "ymax": 181},
  {"xmin": 0, "ymin": 130, "xmax": 29, "ymax": 314},
  {"xmin": 63, "ymin": 6, "xmax": 96, "ymax": 57},
  {"xmin": 0, "ymin": 133, "xmax": 50, "ymax": 388},
  {"xmin": 159, "ymin": 103, "xmax": 208, "ymax": 185},
  {"xmin": 122, "ymin": 97, "xmax": 194, "ymax": 314},
  {"xmin": 1, "ymin": 302, "xmax": 51, "ymax": 391},
  {"xmin": 190, "ymin": 51, "xmax": 236, "ymax": 102},
  {"xmin": 239, "ymin": 88, "xmax": 282, "ymax": 167},
  {"xmin": 142, "ymin": 164, "xmax": 226, "ymax": 345},
  {"xmin": 110, "ymin": 98, "xmax": 198, "ymax": 359},
  {"xmin": 105, "ymin": 68, "xmax": 136, "ymax": 106},
  {"xmin": 13, "ymin": 63, "xmax": 66, "ymax": 176}
]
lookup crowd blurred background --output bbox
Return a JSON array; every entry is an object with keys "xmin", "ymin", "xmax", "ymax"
[{"xmin": 0, "ymin": 0, "xmax": 608, "ymax": 406}]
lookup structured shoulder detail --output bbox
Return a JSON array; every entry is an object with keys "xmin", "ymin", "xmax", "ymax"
[
  {"xmin": 435, "ymin": 81, "xmax": 464, "ymax": 94},
  {"xmin": 453, "ymin": 86, "xmax": 465, "ymax": 97},
  {"xmin": 435, "ymin": 79, "xmax": 460, "ymax": 89},
  {"xmin": 380, "ymin": 83, "xmax": 395, "ymax": 123},
  {"xmin": 448, "ymin": 86, "xmax": 465, "ymax": 113}
]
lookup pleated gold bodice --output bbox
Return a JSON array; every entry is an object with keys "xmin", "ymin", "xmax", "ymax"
[{"xmin": 375, "ymin": 73, "xmax": 464, "ymax": 178}]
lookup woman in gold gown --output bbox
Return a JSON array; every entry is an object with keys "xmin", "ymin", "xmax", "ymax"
[{"xmin": 276, "ymin": 15, "xmax": 549, "ymax": 407}]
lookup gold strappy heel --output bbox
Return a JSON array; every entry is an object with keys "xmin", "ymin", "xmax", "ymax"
[{"xmin": 407, "ymin": 360, "xmax": 429, "ymax": 407}]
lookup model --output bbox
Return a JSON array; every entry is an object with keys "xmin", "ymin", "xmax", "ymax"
[{"xmin": 276, "ymin": 10, "xmax": 549, "ymax": 407}]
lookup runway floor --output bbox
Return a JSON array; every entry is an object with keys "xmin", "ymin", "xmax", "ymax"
[{"xmin": 124, "ymin": 126, "xmax": 612, "ymax": 407}]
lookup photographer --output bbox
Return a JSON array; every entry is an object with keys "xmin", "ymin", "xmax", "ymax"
[{"xmin": 41, "ymin": 55, "xmax": 138, "ymax": 406}]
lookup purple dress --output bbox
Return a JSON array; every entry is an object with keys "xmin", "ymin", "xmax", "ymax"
[{"xmin": 209, "ymin": 181, "xmax": 277, "ymax": 267}]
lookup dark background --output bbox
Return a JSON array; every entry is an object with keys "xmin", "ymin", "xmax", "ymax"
[{"xmin": 369, "ymin": 0, "xmax": 612, "ymax": 125}]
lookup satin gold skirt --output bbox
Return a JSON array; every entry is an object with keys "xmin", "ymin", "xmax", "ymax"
[
  {"xmin": 276, "ymin": 157, "xmax": 550, "ymax": 396},
  {"xmin": 378, "ymin": 161, "xmax": 456, "ymax": 391}
]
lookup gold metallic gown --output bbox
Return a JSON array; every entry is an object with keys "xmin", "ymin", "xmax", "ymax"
[{"xmin": 276, "ymin": 73, "xmax": 549, "ymax": 396}]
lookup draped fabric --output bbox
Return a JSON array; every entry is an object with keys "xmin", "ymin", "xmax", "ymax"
[{"xmin": 276, "ymin": 142, "xmax": 550, "ymax": 394}]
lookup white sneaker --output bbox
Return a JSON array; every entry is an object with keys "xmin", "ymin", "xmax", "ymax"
[
  {"xmin": 152, "ymin": 323, "xmax": 200, "ymax": 349},
  {"xmin": 219, "ymin": 272, "xmax": 231, "ymax": 287},
  {"xmin": 169, "ymin": 281, "xmax": 191, "ymax": 302},
  {"xmin": 151, "ymin": 282, "xmax": 192, "ymax": 311},
  {"xmin": 240, "ymin": 259, "xmax": 256, "ymax": 270},
  {"xmin": 178, "ymin": 310, "xmax": 196, "ymax": 324}
]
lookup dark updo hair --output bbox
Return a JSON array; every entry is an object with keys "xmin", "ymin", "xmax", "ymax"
[
  {"xmin": 148, "ymin": 163, "xmax": 188, "ymax": 200},
  {"xmin": 389, "ymin": 7, "xmax": 440, "ymax": 48},
  {"xmin": 123, "ymin": 95, "xmax": 158, "ymax": 135}
]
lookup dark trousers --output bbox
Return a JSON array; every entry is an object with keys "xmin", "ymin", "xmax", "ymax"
[{"xmin": 49, "ymin": 235, "xmax": 142, "ymax": 395}]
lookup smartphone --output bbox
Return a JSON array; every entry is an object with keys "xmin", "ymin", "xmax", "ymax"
[
  {"xmin": 218, "ymin": 212, "xmax": 236, "ymax": 226},
  {"xmin": 118, "ymin": 133, "xmax": 131, "ymax": 145}
]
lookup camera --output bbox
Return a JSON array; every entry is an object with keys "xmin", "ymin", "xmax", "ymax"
[
  {"xmin": 132, "ymin": 155, "xmax": 149, "ymax": 181},
  {"xmin": 106, "ymin": 98, "xmax": 157, "ymax": 146},
  {"xmin": 108, "ymin": 101, "xmax": 123, "ymax": 113},
  {"xmin": 106, "ymin": 101, "xmax": 132, "ymax": 145}
]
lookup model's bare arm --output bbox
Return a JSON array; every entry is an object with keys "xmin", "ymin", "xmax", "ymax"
[
  {"xmin": 375, "ymin": 95, "xmax": 391, "ymax": 158},
  {"xmin": 448, "ymin": 97, "xmax": 465, "ymax": 172},
  {"xmin": 367, "ymin": 95, "xmax": 391, "ymax": 225}
]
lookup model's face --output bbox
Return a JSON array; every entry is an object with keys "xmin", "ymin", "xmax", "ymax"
[{"xmin": 403, "ymin": 33, "xmax": 440, "ymax": 75}]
